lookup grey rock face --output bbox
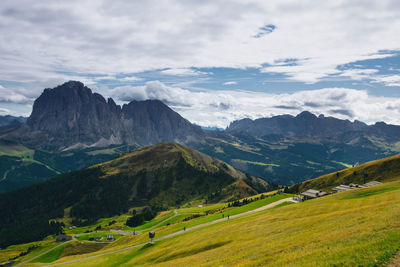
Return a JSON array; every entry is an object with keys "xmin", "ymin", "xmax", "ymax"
[
  {"xmin": 17, "ymin": 81, "xmax": 203, "ymax": 150},
  {"xmin": 121, "ymin": 100, "xmax": 201, "ymax": 145}
]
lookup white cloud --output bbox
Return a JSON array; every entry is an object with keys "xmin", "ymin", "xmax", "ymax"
[
  {"xmin": 160, "ymin": 68, "xmax": 210, "ymax": 76},
  {"xmin": 0, "ymin": 85, "xmax": 33, "ymax": 104},
  {"xmin": 111, "ymin": 81, "xmax": 400, "ymax": 128},
  {"xmin": 339, "ymin": 68, "xmax": 379, "ymax": 81},
  {"xmin": 223, "ymin": 81, "xmax": 238, "ymax": 85},
  {"xmin": 0, "ymin": 107, "xmax": 11, "ymax": 115},
  {"xmin": 120, "ymin": 76, "xmax": 142, "ymax": 82},
  {"xmin": 0, "ymin": 0, "xmax": 398, "ymax": 86},
  {"xmin": 371, "ymin": 74, "xmax": 400, "ymax": 87}
]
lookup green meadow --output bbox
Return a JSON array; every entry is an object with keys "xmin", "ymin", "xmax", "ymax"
[{"xmin": 29, "ymin": 181, "xmax": 400, "ymax": 267}]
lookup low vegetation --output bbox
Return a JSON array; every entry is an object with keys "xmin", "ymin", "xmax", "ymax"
[
  {"xmin": 289, "ymin": 154, "xmax": 400, "ymax": 193},
  {"xmin": 46, "ymin": 181, "xmax": 400, "ymax": 266}
]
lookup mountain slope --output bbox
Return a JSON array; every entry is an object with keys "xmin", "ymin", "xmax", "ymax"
[
  {"xmin": 27, "ymin": 179, "xmax": 400, "ymax": 267},
  {"xmin": 289, "ymin": 154, "xmax": 400, "ymax": 193},
  {"xmin": 0, "ymin": 143, "xmax": 273, "ymax": 248}
]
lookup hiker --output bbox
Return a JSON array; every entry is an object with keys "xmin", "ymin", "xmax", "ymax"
[{"xmin": 184, "ymin": 226, "xmax": 186, "ymax": 231}]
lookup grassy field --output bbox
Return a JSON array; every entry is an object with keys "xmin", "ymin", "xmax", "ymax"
[
  {"xmin": 12, "ymin": 193, "xmax": 289, "ymax": 265},
  {"xmin": 31, "ymin": 241, "xmax": 109, "ymax": 263},
  {"xmin": 36, "ymin": 181, "xmax": 400, "ymax": 266},
  {"xmin": 0, "ymin": 237, "xmax": 59, "ymax": 265},
  {"xmin": 177, "ymin": 191, "xmax": 278, "ymax": 214},
  {"xmin": 0, "ymin": 143, "xmax": 33, "ymax": 157},
  {"xmin": 76, "ymin": 233, "xmax": 122, "ymax": 241},
  {"xmin": 31, "ymin": 244, "xmax": 66, "ymax": 263},
  {"xmin": 232, "ymin": 159, "xmax": 280, "ymax": 167}
]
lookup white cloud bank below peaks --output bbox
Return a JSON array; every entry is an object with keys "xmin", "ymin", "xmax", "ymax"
[{"xmin": 111, "ymin": 81, "xmax": 400, "ymax": 128}]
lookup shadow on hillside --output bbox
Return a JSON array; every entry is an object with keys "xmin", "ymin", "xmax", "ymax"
[{"xmin": 151, "ymin": 240, "xmax": 232, "ymax": 263}]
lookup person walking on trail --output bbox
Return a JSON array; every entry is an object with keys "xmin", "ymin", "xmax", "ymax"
[
  {"xmin": 184, "ymin": 227, "xmax": 186, "ymax": 231},
  {"xmin": 227, "ymin": 215, "xmax": 230, "ymax": 220},
  {"xmin": 222, "ymin": 214, "xmax": 224, "ymax": 218}
]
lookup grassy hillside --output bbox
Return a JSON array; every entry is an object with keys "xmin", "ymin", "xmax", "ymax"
[
  {"xmin": 23, "ymin": 180, "xmax": 400, "ymax": 267},
  {"xmin": 0, "ymin": 143, "xmax": 273, "ymax": 248},
  {"xmin": 289, "ymin": 154, "xmax": 400, "ymax": 193},
  {"xmin": 0, "ymin": 192, "xmax": 289, "ymax": 265}
]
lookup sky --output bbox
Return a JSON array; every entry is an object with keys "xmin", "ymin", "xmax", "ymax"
[{"xmin": 0, "ymin": 0, "xmax": 400, "ymax": 128}]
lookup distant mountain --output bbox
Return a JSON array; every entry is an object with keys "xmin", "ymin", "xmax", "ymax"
[
  {"xmin": 3, "ymin": 81, "xmax": 203, "ymax": 151},
  {"xmin": 0, "ymin": 142, "xmax": 273, "ymax": 248},
  {"xmin": 226, "ymin": 111, "xmax": 400, "ymax": 140},
  {"xmin": 0, "ymin": 115, "xmax": 26, "ymax": 128}
]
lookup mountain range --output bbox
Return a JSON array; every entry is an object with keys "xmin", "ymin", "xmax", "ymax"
[
  {"xmin": 0, "ymin": 115, "xmax": 26, "ymax": 128},
  {"xmin": 1, "ymin": 81, "xmax": 400, "ymax": 193},
  {"xmin": 226, "ymin": 111, "xmax": 400, "ymax": 142}
]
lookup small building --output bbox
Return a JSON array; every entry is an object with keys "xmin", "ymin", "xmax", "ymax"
[
  {"xmin": 292, "ymin": 194, "xmax": 305, "ymax": 202},
  {"xmin": 332, "ymin": 185, "xmax": 353, "ymax": 192},
  {"xmin": 106, "ymin": 235, "xmax": 115, "ymax": 241},
  {"xmin": 349, "ymin": 183, "xmax": 364, "ymax": 188},
  {"xmin": 56, "ymin": 234, "xmax": 72, "ymax": 242},
  {"xmin": 364, "ymin": 181, "xmax": 382, "ymax": 187},
  {"xmin": 300, "ymin": 189, "xmax": 328, "ymax": 200}
]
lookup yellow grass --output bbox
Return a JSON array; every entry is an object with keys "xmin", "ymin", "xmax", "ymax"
[
  {"xmin": 30, "ymin": 180, "xmax": 400, "ymax": 267},
  {"xmin": 291, "ymin": 154, "xmax": 400, "ymax": 192}
]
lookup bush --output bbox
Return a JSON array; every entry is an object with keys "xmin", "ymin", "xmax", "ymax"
[
  {"xmin": 126, "ymin": 215, "xmax": 144, "ymax": 227},
  {"xmin": 126, "ymin": 207, "xmax": 157, "ymax": 227}
]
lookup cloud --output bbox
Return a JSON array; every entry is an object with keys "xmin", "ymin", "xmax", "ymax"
[
  {"xmin": 0, "ymin": 107, "xmax": 11, "ymax": 115},
  {"xmin": 0, "ymin": 85, "xmax": 33, "ymax": 104},
  {"xmin": 110, "ymin": 81, "xmax": 400, "ymax": 128},
  {"xmin": 0, "ymin": 0, "xmax": 399, "ymax": 86},
  {"xmin": 223, "ymin": 81, "xmax": 237, "ymax": 85},
  {"xmin": 160, "ymin": 68, "xmax": 210, "ymax": 76},
  {"xmin": 120, "ymin": 76, "xmax": 142, "ymax": 82},
  {"xmin": 371, "ymin": 74, "xmax": 400, "ymax": 87},
  {"xmin": 339, "ymin": 68, "xmax": 379, "ymax": 81}
]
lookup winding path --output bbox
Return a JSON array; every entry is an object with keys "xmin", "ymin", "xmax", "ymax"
[
  {"xmin": 41, "ymin": 197, "xmax": 293, "ymax": 267},
  {"xmin": 109, "ymin": 209, "xmax": 195, "ymax": 236}
]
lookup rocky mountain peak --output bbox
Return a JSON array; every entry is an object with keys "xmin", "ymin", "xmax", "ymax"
[
  {"xmin": 16, "ymin": 81, "xmax": 203, "ymax": 150},
  {"xmin": 296, "ymin": 111, "xmax": 317, "ymax": 119}
]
